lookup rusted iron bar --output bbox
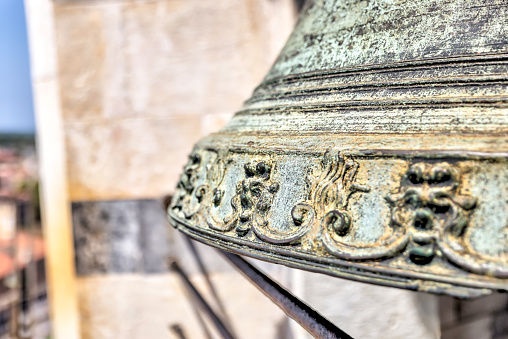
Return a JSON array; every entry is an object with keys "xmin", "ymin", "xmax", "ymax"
[
  {"xmin": 170, "ymin": 261, "xmax": 236, "ymax": 339},
  {"xmin": 220, "ymin": 251, "xmax": 354, "ymax": 339}
]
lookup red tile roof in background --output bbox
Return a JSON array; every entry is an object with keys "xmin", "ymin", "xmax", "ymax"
[{"xmin": 0, "ymin": 232, "xmax": 45, "ymax": 278}]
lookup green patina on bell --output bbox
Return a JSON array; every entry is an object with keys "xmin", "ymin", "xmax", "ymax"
[{"xmin": 168, "ymin": 0, "xmax": 508, "ymax": 298}]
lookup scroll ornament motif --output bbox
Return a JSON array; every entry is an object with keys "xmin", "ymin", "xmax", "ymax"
[
  {"xmin": 322, "ymin": 161, "xmax": 485, "ymax": 271},
  {"xmin": 205, "ymin": 159, "xmax": 297, "ymax": 242},
  {"xmin": 204, "ymin": 150, "xmax": 371, "ymax": 244},
  {"xmin": 302, "ymin": 151, "xmax": 387, "ymax": 259},
  {"xmin": 170, "ymin": 153, "xmax": 204, "ymax": 220},
  {"xmin": 203, "ymin": 152, "xmax": 319, "ymax": 244}
]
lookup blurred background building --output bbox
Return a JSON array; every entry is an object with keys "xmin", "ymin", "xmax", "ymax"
[
  {"xmin": 0, "ymin": 0, "xmax": 507, "ymax": 338},
  {"xmin": 1, "ymin": 1, "xmax": 50, "ymax": 338}
]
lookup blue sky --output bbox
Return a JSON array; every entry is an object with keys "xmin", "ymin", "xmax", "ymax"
[{"xmin": 0, "ymin": 0, "xmax": 35, "ymax": 134}]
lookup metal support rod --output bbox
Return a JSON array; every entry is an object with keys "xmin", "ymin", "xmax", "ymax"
[
  {"xmin": 220, "ymin": 251, "xmax": 354, "ymax": 339},
  {"xmin": 184, "ymin": 237, "xmax": 237, "ymax": 337},
  {"xmin": 170, "ymin": 261, "xmax": 237, "ymax": 339},
  {"xmin": 169, "ymin": 324, "xmax": 188, "ymax": 339},
  {"xmin": 182, "ymin": 286, "xmax": 214, "ymax": 339}
]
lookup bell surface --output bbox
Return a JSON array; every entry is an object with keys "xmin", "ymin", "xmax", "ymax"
[{"xmin": 168, "ymin": 0, "xmax": 508, "ymax": 298}]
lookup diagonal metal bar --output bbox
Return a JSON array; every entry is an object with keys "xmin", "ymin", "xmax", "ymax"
[
  {"xmin": 169, "ymin": 324, "xmax": 189, "ymax": 339},
  {"xmin": 184, "ymin": 237, "xmax": 237, "ymax": 337},
  {"xmin": 170, "ymin": 261, "xmax": 237, "ymax": 339},
  {"xmin": 220, "ymin": 251, "xmax": 354, "ymax": 339},
  {"xmin": 180, "ymin": 287, "xmax": 214, "ymax": 339}
]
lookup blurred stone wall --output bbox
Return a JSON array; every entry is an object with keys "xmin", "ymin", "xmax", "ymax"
[
  {"xmin": 26, "ymin": 0, "xmax": 508, "ymax": 338},
  {"xmin": 27, "ymin": 0, "xmax": 299, "ymax": 338},
  {"xmin": 440, "ymin": 294, "xmax": 508, "ymax": 339},
  {"xmin": 52, "ymin": 0, "xmax": 297, "ymax": 201}
]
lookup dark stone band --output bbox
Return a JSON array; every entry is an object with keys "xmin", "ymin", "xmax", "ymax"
[{"xmin": 72, "ymin": 199, "xmax": 169, "ymax": 275}]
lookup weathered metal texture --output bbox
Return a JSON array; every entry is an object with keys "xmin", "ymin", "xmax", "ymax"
[{"xmin": 168, "ymin": 0, "xmax": 508, "ymax": 298}]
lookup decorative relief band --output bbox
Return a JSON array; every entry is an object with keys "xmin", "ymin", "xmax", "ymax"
[{"xmin": 168, "ymin": 148, "xmax": 508, "ymax": 294}]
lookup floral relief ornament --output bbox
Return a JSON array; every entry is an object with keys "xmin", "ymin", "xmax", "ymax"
[
  {"xmin": 322, "ymin": 160, "xmax": 482, "ymax": 269},
  {"xmin": 205, "ymin": 159, "xmax": 281, "ymax": 238},
  {"xmin": 205, "ymin": 154, "xmax": 317, "ymax": 244},
  {"xmin": 385, "ymin": 162, "xmax": 476, "ymax": 265},
  {"xmin": 385, "ymin": 162, "xmax": 508, "ymax": 277}
]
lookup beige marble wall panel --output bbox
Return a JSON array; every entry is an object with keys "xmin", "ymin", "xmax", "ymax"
[
  {"xmin": 77, "ymin": 273, "xmax": 288, "ymax": 339},
  {"xmin": 53, "ymin": 0, "xmax": 296, "ymax": 200},
  {"xmin": 293, "ymin": 271, "xmax": 440, "ymax": 339},
  {"xmin": 54, "ymin": 5, "xmax": 108, "ymax": 121},
  {"xmin": 65, "ymin": 115, "xmax": 202, "ymax": 200}
]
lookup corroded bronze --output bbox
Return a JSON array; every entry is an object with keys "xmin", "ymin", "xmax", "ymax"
[{"xmin": 168, "ymin": 0, "xmax": 508, "ymax": 297}]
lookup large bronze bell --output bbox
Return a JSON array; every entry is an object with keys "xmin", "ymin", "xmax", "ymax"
[{"xmin": 168, "ymin": 0, "xmax": 508, "ymax": 298}]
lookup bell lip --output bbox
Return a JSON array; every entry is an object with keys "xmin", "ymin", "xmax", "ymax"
[{"xmin": 168, "ymin": 210, "xmax": 503, "ymax": 299}]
